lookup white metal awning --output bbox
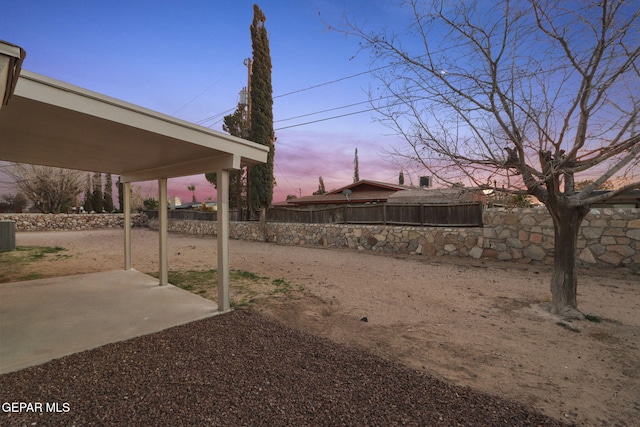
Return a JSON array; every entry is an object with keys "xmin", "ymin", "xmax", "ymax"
[
  {"xmin": 0, "ymin": 41, "xmax": 268, "ymax": 313},
  {"xmin": 0, "ymin": 70, "xmax": 267, "ymax": 182}
]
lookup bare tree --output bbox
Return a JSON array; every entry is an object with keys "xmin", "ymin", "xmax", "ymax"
[
  {"xmin": 313, "ymin": 176, "xmax": 327, "ymax": 195},
  {"xmin": 0, "ymin": 193, "xmax": 28, "ymax": 212},
  {"xmin": 6, "ymin": 163, "xmax": 84, "ymax": 213},
  {"xmin": 342, "ymin": 0, "xmax": 640, "ymax": 318}
]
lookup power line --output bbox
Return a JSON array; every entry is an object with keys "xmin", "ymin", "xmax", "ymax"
[
  {"xmin": 199, "ymin": 6, "xmax": 603, "ymax": 132},
  {"xmin": 196, "ymin": 106, "xmax": 236, "ymax": 126},
  {"xmin": 275, "ymin": 99, "xmax": 370, "ymax": 123},
  {"xmin": 275, "ymin": 96, "xmax": 427, "ymax": 131},
  {"xmin": 200, "ymin": 63, "xmax": 397, "ymax": 126},
  {"xmin": 274, "ymin": 161, "xmax": 296, "ymax": 194},
  {"xmin": 172, "ymin": 80, "xmax": 220, "ymax": 116},
  {"xmin": 274, "ymin": 68, "xmax": 376, "ymax": 99},
  {"xmin": 274, "ymin": 107, "xmax": 375, "ymax": 131}
]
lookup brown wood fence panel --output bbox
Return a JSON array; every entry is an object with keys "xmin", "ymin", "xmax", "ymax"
[
  {"xmin": 148, "ymin": 210, "xmax": 244, "ymax": 222},
  {"xmin": 168, "ymin": 210, "xmax": 216, "ymax": 221},
  {"xmin": 310, "ymin": 206, "xmax": 345, "ymax": 224},
  {"xmin": 344, "ymin": 204, "xmax": 385, "ymax": 224},
  {"xmin": 148, "ymin": 202, "xmax": 484, "ymax": 227},
  {"xmin": 385, "ymin": 204, "xmax": 422, "ymax": 225},
  {"xmin": 421, "ymin": 203, "xmax": 483, "ymax": 226},
  {"xmin": 266, "ymin": 208, "xmax": 311, "ymax": 223},
  {"xmin": 266, "ymin": 202, "xmax": 483, "ymax": 227}
]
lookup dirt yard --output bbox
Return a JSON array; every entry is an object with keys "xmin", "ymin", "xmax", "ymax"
[{"xmin": 10, "ymin": 229, "xmax": 640, "ymax": 426}]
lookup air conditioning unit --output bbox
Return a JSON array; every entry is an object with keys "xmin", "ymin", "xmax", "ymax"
[{"xmin": 0, "ymin": 220, "xmax": 16, "ymax": 252}]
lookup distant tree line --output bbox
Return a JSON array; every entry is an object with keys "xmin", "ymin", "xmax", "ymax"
[
  {"xmin": 0, "ymin": 193, "xmax": 28, "ymax": 213},
  {"xmin": 3, "ymin": 163, "xmax": 119, "ymax": 214}
]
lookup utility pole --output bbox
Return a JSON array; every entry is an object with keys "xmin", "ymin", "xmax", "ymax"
[
  {"xmin": 243, "ymin": 58, "xmax": 252, "ymax": 125},
  {"xmin": 243, "ymin": 57, "xmax": 253, "ymax": 219}
]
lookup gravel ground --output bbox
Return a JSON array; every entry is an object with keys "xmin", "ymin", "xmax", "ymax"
[{"xmin": 0, "ymin": 310, "xmax": 570, "ymax": 426}]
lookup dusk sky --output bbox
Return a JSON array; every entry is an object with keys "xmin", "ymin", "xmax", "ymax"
[{"xmin": 1, "ymin": 0, "xmax": 421, "ymax": 203}]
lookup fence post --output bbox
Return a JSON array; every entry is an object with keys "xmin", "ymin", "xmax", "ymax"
[
  {"xmin": 381, "ymin": 203, "xmax": 386, "ymax": 225},
  {"xmin": 343, "ymin": 205, "xmax": 348, "ymax": 224},
  {"xmin": 476, "ymin": 202, "xmax": 483, "ymax": 226},
  {"xmin": 420, "ymin": 204, "xmax": 425, "ymax": 226}
]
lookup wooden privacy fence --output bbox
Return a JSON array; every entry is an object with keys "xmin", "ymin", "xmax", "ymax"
[
  {"xmin": 146, "ymin": 202, "xmax": 484, "ymax": 227},
  {"xmin": 266, "ymin": 202, "xmax": 484, "ymax": 227},
  {"xmin": 148, "ymin": 209, "xmax": 250, "ymax": 221}
]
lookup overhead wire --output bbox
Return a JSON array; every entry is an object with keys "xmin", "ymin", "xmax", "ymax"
[
  {"xmin": 196, "ymin": 107, "xmax": 236, "ymax": 127},
  {"xmin": 273, "ymin": 65, "xmax": 389, "ymax": 99},
  {"xmin": 197, "ymin": 60, "xmax": 400, "ymax": 130},
  {"xmin": 275, "ymin": 106, "xmax": 377, "ymax": 131},
  {"xmin": 274, "ymin": 99, "xmax": 372, "ymax": 123},
  {"xmin": 198, "ymin": 5, "xmax": 600, "ymax": 132}
]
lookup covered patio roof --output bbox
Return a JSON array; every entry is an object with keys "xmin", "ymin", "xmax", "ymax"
[
  {"xmin": 0, "ymin": 41, "xmax": 268, "ymax": 313},
  {"xmin": 0, "ymin": 70, "xmax": 267, "ymax": 182}
]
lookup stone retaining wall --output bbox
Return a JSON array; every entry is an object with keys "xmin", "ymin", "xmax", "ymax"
[
  {"xmin": 4, "ymin": 210, "xmax": 636, "ymax": 271},
  {"xmin": 0, "ymin": 213, "xmax": 148, "ymax": 231},
  {"xmin": 148, "ymin": 207, "xmax": 639, "ymax": 272}
]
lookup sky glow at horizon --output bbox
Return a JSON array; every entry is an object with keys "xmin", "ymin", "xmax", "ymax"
[{"xmin": 1, "ymin": 0, "xmax": 422, "ymax": 203}]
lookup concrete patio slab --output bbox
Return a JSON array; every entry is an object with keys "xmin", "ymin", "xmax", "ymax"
[{"xmin": 0, "ymin": 269, "xmax": 218, "ymax": 374}]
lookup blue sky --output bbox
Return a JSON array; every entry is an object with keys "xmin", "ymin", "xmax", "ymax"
[{"xmin": 2, "ymin": 0, "xmax": 418, "ymax": 203}]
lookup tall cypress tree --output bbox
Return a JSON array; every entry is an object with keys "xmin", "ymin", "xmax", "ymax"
[
  {"xmin": 91, "ymin": 172, "xmax": 103, "ymax": 213},
  {"xmin": 83, "ymin": 173, "xmax": 93, "ymax": 213},
  {"xmin": 103, "ymin": 173, "xmax": 114, "ymax": 212},
  {"xmin": 353, "ymin": 148, "xmax": 360, "ymax": 182},
  {"xmin": 205, "ymin": 102, "xmax": 249, "ymax": 210},
  {"xmin": 247, "ymin": 4, "xmax": 275, "ymax": 213},
  {"xmin": 116, "ymin": 176, "xmax": 124, "ymax": 213},
  {"xmin": 313, "ymin": 176, "xmax": 326, "ymax": 195}
]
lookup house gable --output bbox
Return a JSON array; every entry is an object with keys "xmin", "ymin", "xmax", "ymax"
[{"xmin": 280, "ymin": 180, "xmax": 409, "ymax": 207}]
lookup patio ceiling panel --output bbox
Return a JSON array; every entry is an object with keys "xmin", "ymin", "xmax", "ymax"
[
  {"xmin": 0, "ymin": 40, "xmax": 267, "ymax": 317},
  {"xmin": 0, "ymin": 70, "xmax": 268, "ymax": 180}
]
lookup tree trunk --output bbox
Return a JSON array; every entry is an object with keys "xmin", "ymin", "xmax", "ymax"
[
  {"xmin": 547, "ymin": 204, "xmax": 589, "ymax": 319},
  {"xmin": 259, "ymin": 207, "xmax": 267, "ymax": 242}
]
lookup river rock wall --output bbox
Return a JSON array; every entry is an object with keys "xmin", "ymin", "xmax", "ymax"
[
  {"xmin": 147, "ymin": 207, "xmax": 639, "ymax": 272},
  {"xmin": 0, "ymin": 213, "xmax": 148, "ymax": 231}
]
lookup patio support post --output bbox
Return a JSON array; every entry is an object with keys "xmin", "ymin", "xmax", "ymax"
[
  {"xmin": 124, "ymin": 182, "xmax": 132, "ymax": 270},
  {"xmin": 158, "ymin": 178, "xmax": 168, "ymax": 286},
  {"xmin": 216, "ymin": 169, "xmax": 230, "ymax": 312}
]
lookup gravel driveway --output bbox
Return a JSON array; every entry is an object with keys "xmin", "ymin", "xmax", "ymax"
[
  {"xmin": 4, "ymin": 229, "xmax": 637, "ymax": 425},
  {"xmin": 0, "ymin": 310, "xmax": 570, "ymax": 426}
]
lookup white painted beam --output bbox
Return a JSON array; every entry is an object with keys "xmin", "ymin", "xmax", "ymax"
[
  {"xmin": 124, "ymin": 182, "xmax": 132, "ymax": 270},
  {"xmin": 158, "ymin": 178, "xmax": 168, "ymax": 286},
  {"xmin": 120, "ymin": 154, "xmax": 241, "ymax": 183},
  {"xmin": 216, "ymin": 169, "xmax": 230, "ymax": 313}
]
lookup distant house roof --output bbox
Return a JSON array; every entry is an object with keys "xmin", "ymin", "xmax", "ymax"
[
  {"xmin": 326, "ymin": 179, "xmax": 408, "ymax": 195},
  {"xmin": 277, "ymin": 180, "xmax": 410, "ymax": 207},
  {"xmin": 588, "ymin": 189, "xmax": 640, "ymax": 208}
]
